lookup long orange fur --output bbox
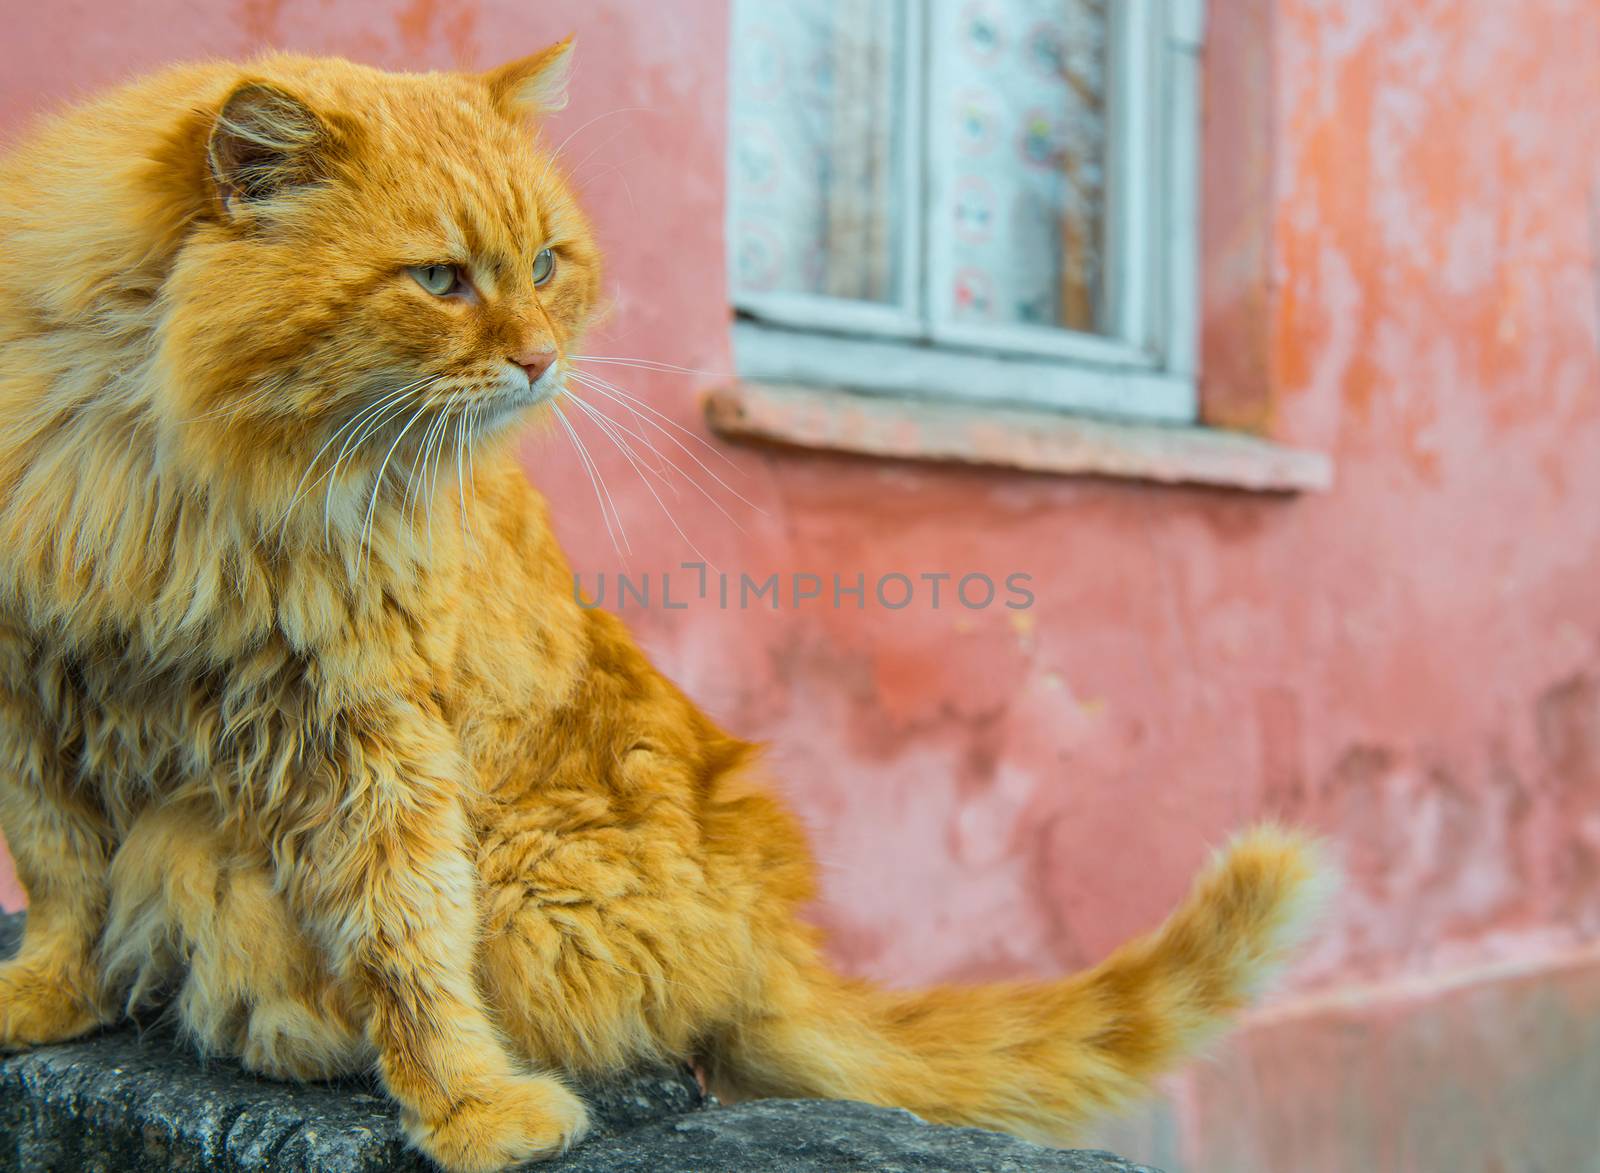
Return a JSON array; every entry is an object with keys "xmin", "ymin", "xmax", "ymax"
[{"xmin": 0, "ymin": 47, "xmax": 1329, "ymax": 1171}]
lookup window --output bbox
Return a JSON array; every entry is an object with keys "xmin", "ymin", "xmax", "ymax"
[{"xmin": 726, "ymin": 0, "xmax": 1203, "ymax": 424}]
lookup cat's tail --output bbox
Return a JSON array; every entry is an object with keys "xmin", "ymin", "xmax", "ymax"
[{"xmin": 707, "ymin": 825, "xmax": 1331, "ymax": 1144}]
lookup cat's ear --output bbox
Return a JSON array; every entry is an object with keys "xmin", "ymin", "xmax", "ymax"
[
  {"xmin": 206, "ymin": 82, "xmax": 331, "ymax": 214},
  {"xmin": 484, "ymin": 38, "xmax": 575, "ymax": 119}
]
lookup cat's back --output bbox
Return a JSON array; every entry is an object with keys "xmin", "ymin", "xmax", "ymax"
[
  {"xmin": 0, "ymin": 60, "xmax": 240, "ymax": 310},
  {"xmin": 0, "ymin": 57, "xmax": 323, "ymax": 623},
  {"xmin": 0, "ymin": 53, "xmax": 401, "ymax": 336}
]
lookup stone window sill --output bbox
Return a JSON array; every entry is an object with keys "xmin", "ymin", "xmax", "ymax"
[{"xmin": 704, "ymin": 381, "xmax": 1333, "ymax": 494}]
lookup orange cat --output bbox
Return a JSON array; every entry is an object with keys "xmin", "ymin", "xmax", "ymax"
[{"xmin": 0, "ymin": 45, "xmax": 1328, "ymax": 1172}]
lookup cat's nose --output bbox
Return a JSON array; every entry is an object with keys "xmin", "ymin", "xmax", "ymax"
[{"xmin": 512, "ymin": 346, "xmax": 557, "ymax": 384}]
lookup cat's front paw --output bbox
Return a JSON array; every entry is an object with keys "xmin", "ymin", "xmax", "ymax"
[
  {"xmin": 405, "ymin": 1071, "xmax": 589, "ymax": 1172},
  {"xmin": 238, "ymin": 998, "xmax": 370, "ymax": 1082},
  {"xmin": 0, "ymin": 958, "xmax": 104, "ymax": 1051}
]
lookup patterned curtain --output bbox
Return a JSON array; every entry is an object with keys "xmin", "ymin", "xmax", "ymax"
[
  {"xmin": 729, "ymin": 0, "xmax": 902, "ymax": 306},
  {"xmin": 823, "ymin": 1, "xmax": 897, "ymax": 302},
  {"xmin": 939, "ymin": 0, "xmax": 1108, "ymax": 332},
  {"xmin": 729, "ymin": 0, "xmax": 1110, "ymax": 336}
]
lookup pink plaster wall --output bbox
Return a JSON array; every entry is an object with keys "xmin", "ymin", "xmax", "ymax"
[{"xmin": 2, "ymin": 0, "xmax": 1600, "ymax": 1161}]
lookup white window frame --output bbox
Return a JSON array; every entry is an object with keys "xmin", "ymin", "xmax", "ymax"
[{"xmin": 728, "ymin": 0, "xmax": 1204, "ymax": 425}]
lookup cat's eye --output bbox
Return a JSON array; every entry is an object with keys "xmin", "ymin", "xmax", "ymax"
[
  {"xmin": 532, "ymin": 248, "xmax": 556, "ymax": 287},
  {"xmin": 409, "ymin": 264, "xmax": 462, "ymax": 297}
]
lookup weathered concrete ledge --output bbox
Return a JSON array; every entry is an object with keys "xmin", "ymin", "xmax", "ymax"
[{"xmin": 0, "ymin": 914, "xmax": 1158, "ymax": 1171}]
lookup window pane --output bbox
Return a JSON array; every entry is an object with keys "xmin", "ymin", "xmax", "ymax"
[
  {"xmin": 728, "ymin": 0, "xmax": 905, "ymax": 306},
  {"xmin": 933, "ymin": 0, "xmax": 1110, "ymax": 334}
]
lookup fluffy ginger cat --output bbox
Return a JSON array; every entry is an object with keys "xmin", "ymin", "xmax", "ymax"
[{"xmin": 0, "ymin": 43, "xmax": 1327, "ymax": 1172}]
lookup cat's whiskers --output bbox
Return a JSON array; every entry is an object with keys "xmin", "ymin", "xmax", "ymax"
[
  {"xmin": 567, "ymin": 359, "xmax": 748, "ymax": 480},
  {"xmin": 565, "ymin": 390, "xmax": 678, "ymax": 499},
  {"xmin": 465, "ymin": 402, "xmax": 483, "ymax": 508},
  {"xmin": 366, "ymin": 390, "xmax": 450, "ymax": 564},
  {"xmin": 564, "ymin": 370, "xmax": 670, "ymax": 483},
  {"xmin": 561, "ymin": 390, "xmax": 718, "ymax": 569},
  {"xmin": 566, "ymin": 392, "xmax": 717, "ymax": 570},
  {"xmin": 568, "ymin": 354, "xmax": 729, "ymax": 379},
  {"xmin": 566, "ymin": 393, "xmax": 678, "ymax": 503},
  {"xmin": 359, "ymin": 386, "xmax": 449, "ymax": 571},
  {"xmin": 422, "ymin": 398, "xmax": 465, "ymax": 549},
  {"xmin": 328, "ymin": 381, "xmax": 449, "ymax": 543},
  {"xmin": 401, "ymin": 399, "xmax": 454, "ymax": 533},
  {"xmin": 292, "ymin": 369, "xmax": 680, "ymax": 564},
  {"xmin": 424, "ymin": 407, "xmax": 452, "ymax": 548},
  {"xmin": 566, "ymin": 389, "xmax": 748, "ymax": 541},
  {"xmin": 551, "ymin": 399, "xmax": 628, "ymax": 559},
  {"xmin": 276, "ymin": 375, "xmax": 437, "ymax": 544},
  {"xmin": 566, "ymin": 370, "xmax": 765, "ymax": 517},
  {"xmin": 453, "ymin": 408, "xmax": 474, "ymax": 545},
  {"xmin": 320, "ymin": 376, "xmax": 444, "ymax": 547},
  {"xmin": 316, "ymin": 383, "xmax": 433, "ymax": 540}
]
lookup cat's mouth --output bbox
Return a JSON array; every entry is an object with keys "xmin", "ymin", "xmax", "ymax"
[
  {"xmin": 466, "ymin": 362, "xmax": 566, "ymax": 430},
  {"xmin": 522, "ymin": 361, "xmax": 566, "ymax": 405}
]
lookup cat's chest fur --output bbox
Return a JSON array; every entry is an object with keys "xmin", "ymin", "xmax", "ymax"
[
  {"xmin": 22, "ymin": 539, "xmax": 584, "ymax": 838},
  {"xmin": 36, "ymin": 631, "xmax": 327, "ymax": 834}
]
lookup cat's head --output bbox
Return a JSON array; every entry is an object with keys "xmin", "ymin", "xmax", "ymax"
[{"xmin": 156, "ymin": 44, "xmax": 600, "ymax": 516}]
